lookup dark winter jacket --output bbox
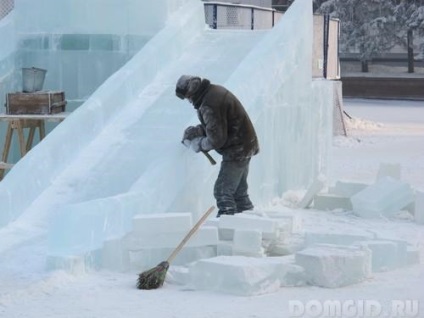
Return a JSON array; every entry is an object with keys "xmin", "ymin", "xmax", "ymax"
[{"xmin": 191, "ymin": 79, "xmax": 259, "ymax": 161}]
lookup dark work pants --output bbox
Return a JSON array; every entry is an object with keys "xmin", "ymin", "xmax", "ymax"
[{"xmin": 214, "ymin": 158, "xmax": 254, "ymax": 217}]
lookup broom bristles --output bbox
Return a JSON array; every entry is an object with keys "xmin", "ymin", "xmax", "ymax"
[{"xmin": 137, "ymin": 261, "xmax": 170, "ymax": 290}]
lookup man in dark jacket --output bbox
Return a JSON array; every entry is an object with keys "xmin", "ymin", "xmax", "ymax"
[{"xmin": 176, "ymin": 75, "xmax": 259, "ymax": 217}]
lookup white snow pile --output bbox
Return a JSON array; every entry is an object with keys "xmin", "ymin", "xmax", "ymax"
[{"xmin": 345, "ymin": 115, "xmax": 384, "ymax": 132}]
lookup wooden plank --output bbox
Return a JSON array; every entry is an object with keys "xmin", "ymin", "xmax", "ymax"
[
  {"xmin": 26, "ymin": 126, "xmax": 36, "ymax": 152},
  {"xmin": 16, "ymin": 120, "xmax": 26, "ymax": 157},
  {"xmin": 0, "ymin": 162, "xmax": 14, "ymax": 170},
  {"xmin": 1, "ymin": 122, "xmax": 13, "ymax": 164},
  {"xmin": 0, "ymin": 161, "xmax": 14, "ymax": 180},
  {"xmin": 39, "ymin": 121, "xmax": 45, "ymax": 139},
  {"xmin": 0, "ymin": 112, "xmax": 69, "ymax": 121}
]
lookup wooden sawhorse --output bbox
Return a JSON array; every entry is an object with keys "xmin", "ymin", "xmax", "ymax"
[
  {"xmin": 4, "ymin": 119, "xmax": 45, "ymax": 157},
  {"xmin": 0, "ymin": 113, "xmax": 68, "ymax": 180}
]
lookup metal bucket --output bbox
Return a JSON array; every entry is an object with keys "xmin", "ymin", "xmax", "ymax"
[{"xmin": 22, "ymin": 67, "xmax": 47, "ymax": 93}]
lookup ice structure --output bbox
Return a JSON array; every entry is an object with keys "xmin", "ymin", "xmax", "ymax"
[
  {"xmin": 0, "ymin": 0, "xmax": 334, "ymax": 266},
  {"xmin": 0, "ymin": 0, "xmax": 188, "ymax": 165},
  {"xmin": 0, "ymin": 10, "xmax": 17, "ymax": 116},
  {"xmin": 351, "ymin": 176, "xmax": 414, "ymax": 218}
]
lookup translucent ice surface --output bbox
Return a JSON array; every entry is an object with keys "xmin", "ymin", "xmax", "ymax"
[
  {"xmin": 0, "ymin": 11, "xmax": 17, "ymax": 109},
  {"xmin": 0, "ymin": 0, "xmax": 334, "ymax": 265},
  {"xmin": 351, "ymin": 176, "xmax": 415, "ymax": 218}
]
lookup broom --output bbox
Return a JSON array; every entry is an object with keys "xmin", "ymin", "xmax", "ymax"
[{"xmin": 137, "ymin": 205, "xmax": 215, "ymax": 290}]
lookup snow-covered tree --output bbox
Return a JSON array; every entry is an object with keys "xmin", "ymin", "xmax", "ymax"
[
  {"xmin": 393, "ymin": 1, "xmax": 424, "ymax": 57},
  {"xmin": 314, "ymin": 0, "xmax": 424, "ymax": 71},
  {"xmin": 315, "ymin": 0, "xmax": 395, "ymax": 71}
]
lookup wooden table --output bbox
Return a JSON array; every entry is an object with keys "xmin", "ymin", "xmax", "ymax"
[{"xmin": 0, "ymin": 113, "xmax": 69, "ymax": 180}]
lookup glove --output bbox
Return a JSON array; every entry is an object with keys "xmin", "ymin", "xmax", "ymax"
[
  {"xmin": 182, "ymin": 125, "xmax": 204, "ymax": 141},
  {"xmin": 182, "ymin": 137, "xmax": 202, "ymax": 153}
]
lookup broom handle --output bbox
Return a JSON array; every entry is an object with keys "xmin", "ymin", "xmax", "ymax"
[{"xmin": 166, "ymin": 206, "xmax": 215, "ymax": 264}]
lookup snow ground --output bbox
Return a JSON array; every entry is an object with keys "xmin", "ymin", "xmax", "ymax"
[
  {"xmin": 331, "ymin": 98, "xmax": 424, "ymax": 191},
  {"xmin": 0, "ymin": 98, "xmax": 423, "ymax": 318}
]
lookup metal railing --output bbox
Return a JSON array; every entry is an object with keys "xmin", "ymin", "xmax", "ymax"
[
  {"xmin": 204, "ymin": 2, "xmax": 283, "ymax": 30},
  {"xmin": 0, "ymin": 0, "xmax": 14, "ymax": 20}
]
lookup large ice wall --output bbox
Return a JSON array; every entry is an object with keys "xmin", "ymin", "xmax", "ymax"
[
  {"xmin": 0, "ymin": 0, "xmax": 333, "ymax": 262},
  {"xmin": 0, "ymin": 0, "xmax": 208, "ymax": 228},
  {"xmin": 15, "ymin": 0, "xmax": 190, "ymax": 35},
  {"xmin": 14, "ymin": 0, "xmax": 190, "ymax": 108},
  {"xmin": 0, "ymin": 9, "xmax": 17, "ymax": 92},
  {"xmin": 1, "ymin": 1, "xmax": 191, "ymax": 165},
  {"xmin": 224, "ymin": 0, "xmax": 332, "ymax": 201},
  {"xmin": 0, "ymin": 11, "xmax": 16, "ymax": 92},
  {"xmin": 0, "ymin": 10, "xmax": 19, "ymax": 162}
]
